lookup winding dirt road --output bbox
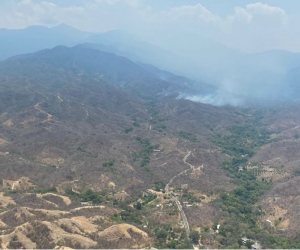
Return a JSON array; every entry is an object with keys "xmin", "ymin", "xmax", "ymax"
[{"xmin": 165, "ymin": 150, "xmax": 195, "ymax": 238}]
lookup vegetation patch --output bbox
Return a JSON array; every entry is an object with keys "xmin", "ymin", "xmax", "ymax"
[
  {"xmin": 154, "ymin": 225, "xmax": 192, "ymax": 249},
  {"xmin": 211, "ymin": 110, "xmax": 300, "ymax": 248},
  {"xmin": 132, "ymin": 137, "xmax": 159, "ymax": 167},
  {"xmin": 65, "ymin": 188, "xmax": 105, "ymax": 204},
  {"xmin": 146, "ymin": 101, "xmax": 167, "ymax": 132},
  {"xmin": 177, "ymin": 131, "xmax": 197, "ymax": 142},
  {"xmin": 123, "ymin": 127, "xmax": 133, "ymax": 133},
  {"xmin": 101, "ymin": 159, "xmax": 116, "ymax": 173},
  {"xmin": 141, "ymin": 193, "xmax": 157, "ymax": 205},
  {"xmin": 154, "ymin": 181, "xmax": 165, "ymax": 192}
]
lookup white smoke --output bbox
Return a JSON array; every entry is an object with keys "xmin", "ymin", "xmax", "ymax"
[
  {"xmin": 177, "ymin": 93, "xmax": 244, "ymax": 106},
  {"xmin": 176, "ymin": 78, "xmax": 246, "ymax": 106}
]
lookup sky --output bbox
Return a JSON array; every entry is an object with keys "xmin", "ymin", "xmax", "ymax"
[{"xmin": 1, "ymin": 0, "xmax": 300, "ymax": 53}]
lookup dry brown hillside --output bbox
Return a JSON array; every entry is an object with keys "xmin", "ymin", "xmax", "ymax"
[{"xmin": 2, "ymin": 46, "xmax": 300, "ymax": 248}]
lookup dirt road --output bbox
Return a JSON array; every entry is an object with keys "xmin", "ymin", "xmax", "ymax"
[{"xmin": 165, "ymin": 150, "xmax": 194, "ymax": 238}]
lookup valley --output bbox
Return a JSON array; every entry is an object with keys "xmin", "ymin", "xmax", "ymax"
[{"xmin": 0, "ymin": 44, "xmax": 300, "ymax": 249}]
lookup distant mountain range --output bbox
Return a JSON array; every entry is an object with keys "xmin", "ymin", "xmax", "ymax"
[
  {"xmin": 0, "ymin": 24, "xmax": 90, "ymax": 60},
  {"xmin": 2, "ymin": 24, "xmax": 300, "ymax": 104},
  {"xmin": 3, "ymin": 45, "xmax": 214, "ymax": 99}
]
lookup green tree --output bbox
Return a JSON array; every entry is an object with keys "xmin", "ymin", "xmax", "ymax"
[
  {"xmin": 156, "ymin": 229, "xmax": 168, "ymax": 241},
  {"xmin": 135, "ymin": 202, "xmax": 142, "ymax": 210},
  {"xmin": 245, "ymin": 240, "xmax": 254, "ymax": 249},
  {"xmin": 190, "ymin": 230, "xmax": 200, "ymax": 244}
]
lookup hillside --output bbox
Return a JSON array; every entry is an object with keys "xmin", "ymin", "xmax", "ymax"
[
  {"xmin": 0, "ymin": 46, "xmax": 239, "ymax": 248},
  {"xmin": 6, "ymin": 45, "xmax": 177, "ymax": 98},
  {"xmin": 1, "ymin": 45, "xmax": 300, "ymax": 248}
]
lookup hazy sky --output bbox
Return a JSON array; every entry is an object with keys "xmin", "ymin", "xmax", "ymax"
[{"xmin": 1, "ymin": 0, "xmax": 300, "ymax": 53}]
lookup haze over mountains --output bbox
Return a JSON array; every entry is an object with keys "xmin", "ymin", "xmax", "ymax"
[{"xmin": 2, "ymin": 24, "xmax": 300, "ymax": 106}]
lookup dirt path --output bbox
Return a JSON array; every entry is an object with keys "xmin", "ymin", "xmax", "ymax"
[
  {"xmin": 183, "ymin": 151, "xmax": 194, "ymax": 170},
  {"xmin": 34, "ymin": 102, "xmax": 53, "ymax": 123},
  {"xmin": 70, "ymin": 205, "xmax": 105, "ymax": 213},
  {"xmin": 57, "ymin": 94, "xmax": 63, "ymax": 102}
]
